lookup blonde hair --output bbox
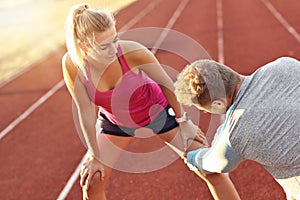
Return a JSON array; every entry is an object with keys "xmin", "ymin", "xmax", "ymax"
[
  {"xmin": 65, "ymin": 4, "xmax": 115, "ymax": 73},
  {"xmin": 174, "ymin": 59, "xmax": 240, "ymax": 106}
]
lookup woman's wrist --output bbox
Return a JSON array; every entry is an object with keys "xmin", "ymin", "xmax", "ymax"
[{"xmin": 88, "ymin": 150, "xmax": 100, "ymax": 161}]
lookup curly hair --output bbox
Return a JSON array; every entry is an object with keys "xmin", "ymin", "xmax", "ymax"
[{"xmin": 174, "ymin": 59, "xmax": 240, "ymax": 107}]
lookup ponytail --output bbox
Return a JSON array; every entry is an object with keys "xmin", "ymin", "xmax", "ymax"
[{"xmin": 64, "ymin": 4, "xmax": 115, "ymax": 76}]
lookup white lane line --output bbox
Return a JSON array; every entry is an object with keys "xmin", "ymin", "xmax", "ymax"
[
  {"xmin": 56, "ymin": 152, "xmax": 89, "ymax": 200},
  {"xmin": 261, "ymin": 0, "xmax": 300, "ymax": 44},
  {"xmin": 0, "ymin": 80, "xmax": 65, "ymax": 140},
  {"xmin": 151, "ymin": 0, "xmax": 190, "ymax": 54},
  {"xmin": 119, "ymin": 0, "xmax": 161, "ymax": 32},
  {"xmin": 216, "ymin": 0, "xmax": 225, "ymax": 64},
  {"xmin": 56, "ymin": 1, "xmax": 163, "ymax": 199}
]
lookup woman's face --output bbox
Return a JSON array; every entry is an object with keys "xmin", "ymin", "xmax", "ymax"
[{"xmin": 88, "ymin": 26, "xmax": 119, "ymax": 64}]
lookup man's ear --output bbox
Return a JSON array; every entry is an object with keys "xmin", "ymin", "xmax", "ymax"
[
  {"xmin": 211, "ymin": 99, "xmax": 227, "ymax": 114},
  {"xmin": 212, "ymin": 99, "xmax": 225, "ymax": 106}
]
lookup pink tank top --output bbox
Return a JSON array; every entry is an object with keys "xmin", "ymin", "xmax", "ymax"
[{"xmin": 84, "ymin": 45, "xmax": 168, "ymax": 127}]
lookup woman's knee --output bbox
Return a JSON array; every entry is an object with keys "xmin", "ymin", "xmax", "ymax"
[
  {"xmin": 83, "ymin": 172, "xmax": 108, "ymax": 199},
  {"xmin": 92, "ymin": 172, "xmax": 106, "ymax": 187}
]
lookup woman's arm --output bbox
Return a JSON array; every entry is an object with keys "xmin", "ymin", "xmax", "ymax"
[
  {"xmin": 124, "ymin": 41, "xmax": 183, "ymax": 118},
  {"xmin": 122, "ymin": 41, "xmax": 207, "ymax": 150},
  {"xmin": 62, "ymin": 53, "xmax": 100, "ymax": 159},
  {"xmin": 62, "ymin": 53, "xmax": 106, "ymax": 189}
]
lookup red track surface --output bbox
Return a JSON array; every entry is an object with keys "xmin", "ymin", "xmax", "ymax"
[{"xmin": 1, "ymin": 0, "xmax": 299, "ymax": 199}]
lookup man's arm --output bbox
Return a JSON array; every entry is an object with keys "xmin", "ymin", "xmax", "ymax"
[{"xmin": 186, "ymin": 125, "xmax": 243, "ymax": 173}]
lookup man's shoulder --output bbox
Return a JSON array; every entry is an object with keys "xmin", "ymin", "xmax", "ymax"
[
  {"xmin": 274, "ymin": 56, "xmax": 299, "ymax": 63},
  {"xmin": 257, "ymin": 56, "xmax": 300, "ymax": 75},
  {"xmin": 267, "ymin": 56, "xmax": 300, "ymax": 69}
]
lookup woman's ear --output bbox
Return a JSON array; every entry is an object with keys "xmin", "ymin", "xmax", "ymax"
[
  {"xmin": 78, "ymin": 42, "xmax": 88, "ymax": 53},
  {"xmin": 211, "ymin": 99, "xmax": 227, "ymax": 114}
]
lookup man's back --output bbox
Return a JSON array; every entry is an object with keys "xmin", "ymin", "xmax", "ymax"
[{"xmin": 229, "ymin": 57, "xmax": 300, "ymax": 179}]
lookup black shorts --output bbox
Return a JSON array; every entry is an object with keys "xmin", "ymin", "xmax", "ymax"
[{"xmin": 97, "ymin": 105, "xmax": 179, "ymax": 137}]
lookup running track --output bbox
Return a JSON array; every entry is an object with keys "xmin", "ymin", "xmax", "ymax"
[{"xmin": 1, "ymin": 0, "xmax": 300, "ymax": 199}]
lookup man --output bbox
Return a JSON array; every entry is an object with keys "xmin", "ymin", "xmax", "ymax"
[{"xmin": 174, "ymin": 57, "xmax": 300, "ymax": 200}]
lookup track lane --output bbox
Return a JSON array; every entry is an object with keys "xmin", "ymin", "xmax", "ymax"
[
  {"xmin": 0, "ymin": 47, "xmax": 66, "ymax": 132},
  {"xmin": 268, "ymin": 0, "xmax": 300, "ymax": 36},
  {"xmin": 1, "ymin": 0, "xmax": 299, "ymax": 199},
  {"xmin": 222, "ymin": 0, "xmax": 300, "ymax": 74},
  {"xmin": 221, "ymin": 0, "xmax": 300, "ymax": 199},
  {"xmin": 261, "ymin": 0, "xmax": 300, "ymax": 45},
  {"xmin": 0, "ymin": 87, "xmax": 86, "ymax": 200}
]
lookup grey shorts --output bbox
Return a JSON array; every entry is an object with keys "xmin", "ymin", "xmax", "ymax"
[{"xmin": 96, "ymin": 105, "xmax": 179, "ymax": 137}]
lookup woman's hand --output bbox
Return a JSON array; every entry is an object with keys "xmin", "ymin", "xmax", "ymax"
[
  {"xmin": 179, "ymin": 120, "xmax": 209, "ymax": 151},
  {"xmin": 80, "ymin": 155, "xmax": 105, "ymax": 190}
]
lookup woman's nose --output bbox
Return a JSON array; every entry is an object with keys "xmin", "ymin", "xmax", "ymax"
[{"xmin": 108, "ymin": 44, "xmax": 117, "ymax": 54}]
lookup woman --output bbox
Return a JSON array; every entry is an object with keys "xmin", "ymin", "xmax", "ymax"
[{"xmin": 62, "ymin": 4, "xmax": 240, "ymax": 200}]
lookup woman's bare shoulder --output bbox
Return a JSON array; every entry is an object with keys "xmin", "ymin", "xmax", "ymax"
[
  {"xmin": 62, "ymin": 53, "xmax": 76, "ymax": 71},
  {"xmin": 62, "ymin": 52, "xmax": 84, "ymax": 85},
  {"xmin": 118, "ymin": 40, "xmax": 148, "ymax": 54},
  {"xmin": 119, "ymin": 40, "xmax": 156, "ymax": 64}
]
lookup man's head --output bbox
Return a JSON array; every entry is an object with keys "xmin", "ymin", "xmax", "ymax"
[{"xmin": 174, "ymin": 59, "xmax": 241, "ymax": 114}]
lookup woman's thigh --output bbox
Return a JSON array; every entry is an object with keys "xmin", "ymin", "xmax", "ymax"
[
  {"xmin": 86, "ymin": 134, "xmax": 132, "ymax": 187},
  {"xmin": 158, "ymin": 126, "xmax": 204, "ymax": 153},
  {"xmin": 83, "ymin": 134, "xmax": 132, "ymax": 199},
  {"xmin": 97, "ymin": 133, "xmax": 132, "ymax": 168}
]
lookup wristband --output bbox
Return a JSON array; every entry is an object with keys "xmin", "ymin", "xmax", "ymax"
[{"xmin": 175, "ymin": 112, "xmax": 189, "ymax": 123}]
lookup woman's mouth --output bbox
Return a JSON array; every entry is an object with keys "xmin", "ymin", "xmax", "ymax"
[{"xmin": 107, "ymin": 55, "xmax": 116, "ymax": 60}]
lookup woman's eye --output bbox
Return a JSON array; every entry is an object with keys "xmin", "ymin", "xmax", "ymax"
[
  {"xmin": 96, "ymin": 45, "xmax": 108, "ymax": 51},
  {"xmin": 113, "ymin": 37, "xmax": 119, "ymax": 43}
]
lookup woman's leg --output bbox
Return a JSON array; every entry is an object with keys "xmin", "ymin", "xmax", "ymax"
[
  {"xmin": 158, "ymin": 127, "xmax": 240, "ymax": 200},
  {"xmin": 83, "ymin": 134, "xmax": 132, "ymax": 200}
]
